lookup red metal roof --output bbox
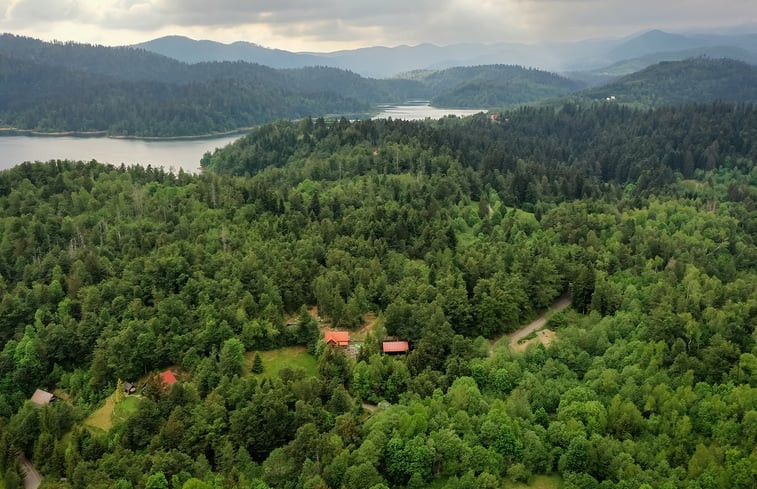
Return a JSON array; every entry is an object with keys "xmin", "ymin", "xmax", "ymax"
[
  {"xmin": 161, "ymin": 370, "xmax": 177, "ymax": 386},
  {"xmin": 382, "ymin": 341, "xmax": 410, "ymax": 353},
  {"xmin": 325, "ymin": 331, "xmax": 350, "ymax": 346}
]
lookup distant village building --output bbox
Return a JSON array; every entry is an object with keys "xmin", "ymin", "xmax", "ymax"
[
  {"xmin": 30, "ymin": 389, "xmax": 56, "ymax": 407},
  {"xmin": 325, "ymin": 331, "xmax": 350, "ymax": 347},
  {"xmin": 382, "ymin": 341, "xmax": 410, "ymax": 354},
  {"xmin": 161, "ymin": 370, "xmax": 177, "ymax": 387}
]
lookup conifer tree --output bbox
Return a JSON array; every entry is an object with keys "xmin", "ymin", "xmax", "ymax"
[
  {"xmin": 114, "ymin": 379, "xmax": 125, "ymax": 404},
  {"xmin": 252, "ymin": 353, "xmax": 264, "ymax": 374}
]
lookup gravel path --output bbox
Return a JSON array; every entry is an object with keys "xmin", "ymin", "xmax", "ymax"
[{"xmin": 489, "ymin": 295, "xmax": 571, "ymax": 355}]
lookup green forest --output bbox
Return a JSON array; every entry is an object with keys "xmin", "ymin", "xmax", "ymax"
[
  {"xmin": 0, "ymin": 103, "xmax": 756, "ymax": 489},
  {"xmin": 0, "ymin": 35, "xmax": 423, "ymax": 137},
  {"xmin": 582, "ymin": 58, "xmax": 757, "ymax": 108}
]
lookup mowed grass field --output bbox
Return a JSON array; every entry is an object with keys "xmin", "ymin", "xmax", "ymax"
[
  {"xmin": 244, "ymin": 346, "xmax": 318, "ymax": 378},
  {"xmin": 84, "ymin": 394, "xmax": 141, "ymax": 432}
]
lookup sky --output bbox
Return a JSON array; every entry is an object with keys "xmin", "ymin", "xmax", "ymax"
[{"xmin": 1, "ymin": 0, "xmax": 756, "ymax": 51}]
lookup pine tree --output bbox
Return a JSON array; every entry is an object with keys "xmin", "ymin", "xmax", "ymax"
[
  {"xmin": 114, "ymin": 378, "xmax": 125, "ymax": 404},
  {"xmin": 252, "ymin": 352, "xmax": 264, "ymax": 374}
]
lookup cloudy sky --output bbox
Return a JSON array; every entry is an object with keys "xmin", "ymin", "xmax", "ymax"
[{"xmin": 1, "ymin": 0, "xmax": 756, "ymax": 51}]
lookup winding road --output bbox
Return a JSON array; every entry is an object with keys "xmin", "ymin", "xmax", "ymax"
[
  {"xmin": 19, "ymin": 453, "xmax": 42, "ymax": 489},
  {"xmin": 489, "ymin": 294, "xmax": 572, "ymax": 355}
]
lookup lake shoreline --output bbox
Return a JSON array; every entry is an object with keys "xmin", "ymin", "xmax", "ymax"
[
  {"xmin": 0, "ymin": 105, "xmax": 486, "ymax": 173},
  {"xmin": 0, "ymin": 103, "xmax": 487, "ymax": 140},
  {"xmin": 0, "ymin": 126, "xmax": 255, "ymax": 141}
]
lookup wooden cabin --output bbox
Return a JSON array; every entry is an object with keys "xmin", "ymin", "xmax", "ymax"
[{"xmin": 325, "ymin": 331, "xmax": 350, "ymax": 347}]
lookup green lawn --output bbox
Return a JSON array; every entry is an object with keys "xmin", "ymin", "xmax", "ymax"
[
  {"xmin": 244, "ymin": 346, "xmax": 318, "ymax": 378},
  {"xmin": 113, "ymin": 395, "xmax": 140, "ymax": 422},
  {"xmin": 84, "ymin": 394, "xmax": 142, "ymax": 432}
]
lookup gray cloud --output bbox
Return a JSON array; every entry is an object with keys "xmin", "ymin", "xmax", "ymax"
[
  {"xmin": 3, "ymin": 0, "xmax": 82, "ymax": 25},
  {"xmin": 1, "ymin": 0, "xmax": 756, "ymax": 49}
]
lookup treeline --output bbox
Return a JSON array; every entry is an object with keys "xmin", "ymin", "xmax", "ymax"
[{"xmin": 0, "ymin": 103, "xmax": 755, "ymax": 488}]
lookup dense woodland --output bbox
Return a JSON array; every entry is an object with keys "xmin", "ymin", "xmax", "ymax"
[
  {"xmin": 0, "ymin": 35, "xmax": 424, "ymax": 137},
  {"xmin": 0, "ymin": 103, "xmax": 756, "ymax": 489},
  {"xmin": 423, "ymin": 65, "xmax": 583, "ymax": 108},
  {"xmin": 582, "ymin": 58, "xmax": 757, "ymax": 108}
]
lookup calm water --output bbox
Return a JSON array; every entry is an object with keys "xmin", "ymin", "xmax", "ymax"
[
  {"xmin": 0, "ymin": 134, "xmax": 242, "ymax": 173},
  {"xmin": 0, "ymin": 104, "xmax": 484, "ymax": 173},
  {"xmin": 372, "ymin": 103, "xmax": 484, "ymax": 120}
]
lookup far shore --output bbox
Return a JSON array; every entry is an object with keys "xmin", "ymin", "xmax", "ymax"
[{"xmin": 0, "ymin": 126, "xmax": 255, "ymax": 141}]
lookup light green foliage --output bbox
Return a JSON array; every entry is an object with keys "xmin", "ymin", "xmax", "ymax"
[{"xmin": 219, "ymin": 338, "xmax": 246, "ymax": 377}]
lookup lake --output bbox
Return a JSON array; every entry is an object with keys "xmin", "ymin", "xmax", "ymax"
[
  {"xmin": 0, "ymin": 134, "xmax": 243, "ymax": 173},
  {"xmin": 372, "ymin": 103, "xmax": 485, "ymax": 120},
  {"xmin": 0, "ymin": 104, "xmax": 485, "ymax": 173}
]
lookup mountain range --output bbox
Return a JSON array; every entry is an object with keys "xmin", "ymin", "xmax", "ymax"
[
  {"xmin": 1, "ymin": 31, "xmax": 757, "ymax": 137},
  {"xmin": 133, "ymin": 29, "xmax": 757, "ymax": 78}
]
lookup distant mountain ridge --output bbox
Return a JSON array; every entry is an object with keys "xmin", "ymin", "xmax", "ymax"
[
  {"xmin": 2, "ymin": 33, "xmax": 756, "ymax": 137},
  {"xmin": 132, "ymin": 29, "xmax": 757, "ymax": 77},
  {"xmin": 134, "ymin": 35, "xmax": 326, "ymax": 68}
]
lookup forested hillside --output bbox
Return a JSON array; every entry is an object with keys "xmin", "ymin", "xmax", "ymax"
[
  {"xmin": 0, "ymin": 103, "xmax": 755, "ymax": 489},
  {"xmin": 583, "ymin": 57, "xmax": 757, "ymax": 107},
  {"xmin": 421, "ymin": 65, "xmax": 583, "ymax": 108},
  {"xmin": 0, "ymin": 35, "xmax": 424, "ymax": 137}
]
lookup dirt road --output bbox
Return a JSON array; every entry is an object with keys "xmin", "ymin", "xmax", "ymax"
[
  {"xmin": 489, "ymin": 295, "xmax": 571, "ymax": 355},
  {"xmin": 19, "ymin": 453, "xmax": 42, "ymax": 489}
]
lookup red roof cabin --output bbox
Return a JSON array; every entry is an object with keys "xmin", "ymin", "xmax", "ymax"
[
  {"xmin": 161, "ymin": 370, "xmax": 177, "ymax": 387},
  {"xmin": 382, "ymin": 341, "xmax": 410, "ymax": 354},
  {"xmin": 325, "ymin": 331, "xmax": 350, "ymax": 347}
]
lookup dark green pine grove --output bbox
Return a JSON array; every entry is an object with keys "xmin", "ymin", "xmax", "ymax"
[{"xmin": 0, "ymin": 103, "xmax": 755, "ymax": 489}]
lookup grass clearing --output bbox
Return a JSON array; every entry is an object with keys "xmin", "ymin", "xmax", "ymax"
[
  {"xmin": 244, "ymin": 346, "xmax": 318, "ymax": 378},
  {"xmin": 84, "ymin": 394, "xmax": 115, "ymax": 431},
  {"xmin": 84, "ymin": 394, "xmax": 141, "ymax": 432},
  {"xmin": 505, "ymin": 474, "xmax": 562, "ymax": 489},
  {"xmin": 113, "ymin": 395, "xmax": 140, "ymax": 422}
]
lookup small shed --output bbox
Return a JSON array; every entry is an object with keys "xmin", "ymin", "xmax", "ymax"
[
  {"xmin": 123, "ymin": 382, "xmax": 137, "ymax": 395},
  {"xmin": 325, "ymin": 331, "xmax": 350, "ymax": 347},
  {"xmin": 382, "ymin": 341, "xmax": 410, "ymax": 354},
  {"xmin": 161, "ymin": 370, "xmax": 177, "ymax": 387},
  {"xmin": 30, "ymin": 389, "xmax": 56, "ymax": 407}
]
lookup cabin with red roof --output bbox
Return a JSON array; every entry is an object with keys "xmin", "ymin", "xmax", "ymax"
[
  {"xmin": 161, "ymin": 369, "xmax": 177, "ymax": 387},
  {"xmin": 325, "ymin": 331, "xmax": 350, "ymax": 347},
  {"xmin": 382, "ymin": 341, "xmax": 410, "ymax": 354}
]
